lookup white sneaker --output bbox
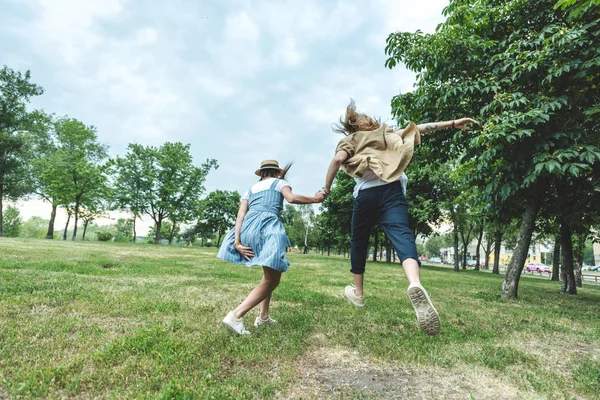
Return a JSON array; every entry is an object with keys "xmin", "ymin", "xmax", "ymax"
[
  {"xmin": 254, "ymin": 316, "xmax": 277, "ymax": 327},
  {"xmin": 344, "ymin": 285, "xmax": 365, "ymax": 307},
  {"xmin": 407, "ymin": 283, "xmax": 440, "ymax": 336},
  {"xmin": 222, "ymin": 311, "xmax": 250, "ymax": 335}
]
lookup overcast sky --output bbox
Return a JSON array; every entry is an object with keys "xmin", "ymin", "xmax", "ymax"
[{"xmin": 2, "ymin": 0, "xmax": 448, "ymax": 234}]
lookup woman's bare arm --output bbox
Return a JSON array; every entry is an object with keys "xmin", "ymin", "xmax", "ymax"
[
  {"xmin": 394, "ymin": 118, "xmax": 479, "ymax": 135},
  {"xmin": 324, "ymin": 151, "xmax": 348, "ymax": 193},
  {"xmin": 234, "ymin": 199, "xmax": 254, "ymax": 261},
  {"xmin": 281, "ymin": 186, "xmax": 325, "ymax": 204}
]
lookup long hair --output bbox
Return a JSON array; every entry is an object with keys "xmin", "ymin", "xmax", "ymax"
[
  {"xmin": 260, "ymin": 162, "xmax": 293, "ymax": 181},
  {"xmin": 332, "ymin": 99, "xmax": 381, "ymax": 136}
]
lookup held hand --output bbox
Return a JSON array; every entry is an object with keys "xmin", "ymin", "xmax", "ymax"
[
  {"xmin": 314, "ymin": 190, "xmax": 326, "ymax": 203},
  {"xmin": 454, "ymin": 118, "xmax": 479, "ymax": 130},
  {"xmin": 235, "ymin": 244, "xmax": 255, "ymax": 261}
]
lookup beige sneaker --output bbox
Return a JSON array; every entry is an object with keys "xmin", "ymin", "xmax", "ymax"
[
  {"xmin": 254, "ymin": 316, "xmax": 277, "ymax": 327},
  {"xmin": 222, "ymin": 311, "xmax": 251, "ymax": 335},
  {"xmin": 344, "ymin": 285, "xmax": 365, "ymax": 307},
  {"xmin": 407, "ymin": 283, "xmax": 440, "ymax": 336}
]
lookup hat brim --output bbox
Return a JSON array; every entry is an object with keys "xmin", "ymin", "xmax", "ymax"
[{"xmin": 255, "ymin": 167, "xmax": 284, "ymax": 176}]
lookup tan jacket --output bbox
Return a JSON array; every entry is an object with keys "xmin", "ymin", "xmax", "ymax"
[{"xmin": 335, "ymin": 122, "xmax": 421, "ymax": 183}]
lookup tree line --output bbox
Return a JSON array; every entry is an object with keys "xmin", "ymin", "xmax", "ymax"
[
  {"xmin": 316, "ymin": 0, "xmax": 600, "ymax": 299},
  {"xmin": 0, "ymin": 65, "xmax": 246, "ymax": 245}
]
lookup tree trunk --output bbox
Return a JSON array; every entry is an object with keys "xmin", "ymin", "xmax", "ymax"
[
  {"xmin": 71, "ymin": 200, "xmax": 80, "ymax": 241},
  {"xmin": 168, "ymin": 222, "xmax": 177, "ymax": 245},
  {"xmin": 452, "ymin": 210, "xmax": 460, "ymax": 272},
  {"xmin": 82, "ymin": 221, "xmax": 89, "ymax": 241},
  {"xmin": 217, "ymin": 232, "xmax": 223, "ymax": 247},
  {"xmin": 551, "ymin": 233, "xmax": 560, "ymax": 281},
  {"xmin": 303, "ymin": 224, "xmax": 309, "ymax": 254},
  {"xmin": 63, "ymin": 211, "xmax": 71, "ymax": 240},
  {"xmin": 154, "ymin": 220, "xmax": 161, "ymax": 244},
  {"xmin": 385, "ymin": 235, "xmax": 392, "ymax": 264},
  {"xmin": 46, "ymin": 203, "xmax": 57, "ymax": 239},
  {"xmin": 493, "ymin": 229, "xmax": 502, "ymax": 274},
  {"xmin": 372, "ymin": 227, "xmax": 379, "ymax": 262},
  {"xmin": 573, "ymin": 233, "xmax": 585, "ymax": 288},
  {"xmin": 132, "ymin": 215, "xmax": 137, "ymax": 243},
  {"xmin": 501, "ymin": 185, "xmax": 544, "ymax": 298},
  {"xmin": 327, "ymin": 245, "xmax": 331, "ymax": 256},
  {"xmin": 460, "ymin": 223, "xmax": 473, "ymax": 270},
  {"xmin": 560, "ymin": 223, "xmax": 576, "ymax": 294},
  {"xmin": 475, "ymin": 221, "xmax": 484, "ymax": 271}
]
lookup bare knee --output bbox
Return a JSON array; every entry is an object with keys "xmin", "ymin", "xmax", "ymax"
[{"xmin": 262, "ymin": 269, "xmax": 281, "ymax": 289}]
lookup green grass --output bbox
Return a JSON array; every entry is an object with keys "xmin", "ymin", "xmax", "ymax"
[{"xmin": 1, "ymin": 238, "xmax": 599, "ymax": 399}]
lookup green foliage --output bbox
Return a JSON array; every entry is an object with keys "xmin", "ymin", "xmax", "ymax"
[
  {"xmin": 197, "ymin": 190, "xmax": 240, "ymax": 246},
  {"xmin": 583, "ymin": 241, "xmax": 595, "ymax": 266},
  {"xmin": 121, "ymin": 143, "xmax": 217, "ymax": 244},
  {"xmin": 148, "ymin": 221, "xmax": 178, "ymax": 243},
  {"xmin": 2, "ymin": 205, "xmax": 22, "ymax": 237},
  {"xmin": 96, "ymin": 231, "xmax": 113, "ymax": 242},
  {"xmin": 317, "ymin": 171, "xmax": 354, "ymax": 253},
  {"xmin": 0, "ymin": 65, "xmax": 44, "ymax": 236},
  {"xmin": 385, "ymin": 0, "xmax": 600, "ymax": 295},
  {"xmin": 19, "ymin": 216, "xmax": 49, "ymax": 239},
  {"xmin": 114, "ymin": 218, "xmax": 134, "ymax": 242},
  {"xmin": 425, "ymin": 235, "xmax": 449, "ymax": 258}
]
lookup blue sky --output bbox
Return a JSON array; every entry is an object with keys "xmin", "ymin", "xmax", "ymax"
[{"xmin": 2, "ymin": 0, "xmax": 448, "ymax": 232}]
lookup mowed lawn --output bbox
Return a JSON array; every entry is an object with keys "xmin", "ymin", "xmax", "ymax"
[{"xmin": 1, "ymin": 239, "xmax": 599, "ymax": 399}]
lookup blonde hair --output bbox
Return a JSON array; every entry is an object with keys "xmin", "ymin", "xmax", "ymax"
[{"xmin": 332, "ymin": 99, "xmax": 381, "ymax": 135}]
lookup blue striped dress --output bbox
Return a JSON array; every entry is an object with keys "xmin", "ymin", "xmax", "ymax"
[{"xmin": 217, "ymin": 178, "xmax": 291, "ymax": 272}]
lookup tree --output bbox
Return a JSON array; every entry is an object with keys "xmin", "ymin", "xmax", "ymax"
[
  {"xmin": 298, "ymin": 204, "xmax": 316, "ymax": 254},
  {"xmin": 46, "ymin": 117, "xmax": 109, "ymax": 241},
  {"xmin": 148, "ymin": 221, "xmax": 177, "ymax": 243},
  {"xmin": 109, "ymin": 144, "xmax": 153, "ymax": 242},
  {"xmin": 425, "ymin": 235, "xmax": 447, "ymax": 258},
  {"xmin": 0, "ymin": 66, "xmax": 44, "ymax": 236},
  {"xmin": 2, "ymin": 205, "xmax": 22, "ymax": 237},
  {"xmin": 132, "ymin": 143, "xmax": 217, "ymax": 245},
  {"xmin": 115, "ymin": 218, "xmax": 134, "ymax": 242},
  {"xmin": 385, "ymin": 0, "xmax": 600, "ymax": 298},
  {"xmin": 198, "ymin": 190, "xmax": 240, "ymax": 247},
  {"xmin": 20, "ymin": 216, "xmax": 49, "ymax": 238},
  {"xmin": 319, "ymin": 171, "xmax": 354, "ymax": 255}
]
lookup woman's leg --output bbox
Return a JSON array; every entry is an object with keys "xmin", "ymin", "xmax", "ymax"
[
  {"xmin": 350, "ymin": 191, "xmax": 377, "ymax": 296},
  {"xmin": 233, "ymin": 267, "xmax": 281, "ymax": 319},
  {"xmin": 258, "ymin": 294, "xmax": 271, "ymax": 320}
]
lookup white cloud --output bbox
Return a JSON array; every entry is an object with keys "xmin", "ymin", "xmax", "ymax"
[
  {"xmin": 225, "ymin": 10, "xmax": 260, "ymax": 42},
  {"xmin": 3, "ymin": 0, "xmax": 451, "ymax": 223}
]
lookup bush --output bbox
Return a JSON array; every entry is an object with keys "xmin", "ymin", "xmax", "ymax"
[
  {"xmin": 97, "ymin": 231, "xmax": 113, "ymax": 242},
  {"xmin": 114, "ymin": 233, "xmax": 132, "ymax": 243}
]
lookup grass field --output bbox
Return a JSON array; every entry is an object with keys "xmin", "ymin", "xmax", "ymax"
[{"xmin": 1, "ymin": 238, "xmax": 599, "ymax": 399}]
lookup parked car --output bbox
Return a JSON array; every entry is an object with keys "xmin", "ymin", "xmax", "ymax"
[
  {"xmin": 588, "ymin": 265, "xmax": 600, "ymax": 272},
  {"xmin": 430, "ymin": 257, "xmax": 442, "ymax": 263},
  {"xmin": 443, "ymin": 259, "xmax": 455, "ymax": 265},
  {"xmin": 525, "ymin": 263, "xmax": 551, "ymax": 273},
  {"xmin": 467, "ymin": 260, "xmax": 477, "ymax": 266}
]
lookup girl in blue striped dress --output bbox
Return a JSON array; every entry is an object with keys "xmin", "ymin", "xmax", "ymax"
[{"xmin": 218, "ymin": 160, "xmax": 325, "ymax": 335}]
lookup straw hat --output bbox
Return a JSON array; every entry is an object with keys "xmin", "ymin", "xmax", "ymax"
[{"xmin": 255, "ymin": 159, "xmax": 283, "ymax": 176}]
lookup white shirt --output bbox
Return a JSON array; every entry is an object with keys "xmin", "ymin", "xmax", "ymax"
[
  {"xmin": 353, "ymin": 169, "xmax": 408, "ymax": 198},
  {"xmin": 242, "ymin": 178, "xmax": 291, "ymax": 200}
]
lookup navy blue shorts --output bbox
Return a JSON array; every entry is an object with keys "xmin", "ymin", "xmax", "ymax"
[{"xmin": 350, "ymin": 181, "xmax": 419, "ymax": 274}]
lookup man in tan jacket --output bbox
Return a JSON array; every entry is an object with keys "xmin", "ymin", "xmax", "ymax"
[{"xmin": 323, "ymin": 100, "xmax": 477, "ymax": 336}]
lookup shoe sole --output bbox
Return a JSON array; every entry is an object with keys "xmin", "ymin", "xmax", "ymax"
[{"xmin": 407, "ymin": 286, "xmax": 440, "ymax": 336}]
